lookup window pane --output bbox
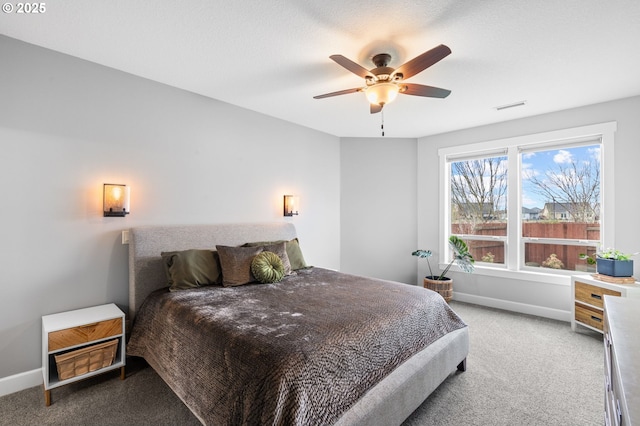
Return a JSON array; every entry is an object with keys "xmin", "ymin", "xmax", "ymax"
[
  {"xmin": 468, "ymin": 240, "xmax": 505, "ymax": 265},
  {"xmin": 450, "ymin": 155, "xmax": 507, "ymax": 236},
  {"xmin": 521, "ymin": 144, "xmax": 600, "ymax": 238},
  {"xmin": 524, "ymin": 243, "xmax": 598, "ymax": 272}
]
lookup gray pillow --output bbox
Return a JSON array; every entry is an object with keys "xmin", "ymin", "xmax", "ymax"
[
  {"xmin": 243, "ymin": 238, "xmax": 308, "ymax": 271},
  {"xmin": 261, "ymin": 242, "xmax": 291, "ymax": 275},
  {"xmin": 216, "ymin": 245, "xmax": 264, "ymax": 287}
]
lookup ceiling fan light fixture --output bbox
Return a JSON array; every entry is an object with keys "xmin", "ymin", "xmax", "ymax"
[
  {"xmin": 314, "ymin": 45, "xmax": 452, "ymax": 114},
  {"xmin": 365, "ymin": 82, "xmax": 399, "ymax": 106}
]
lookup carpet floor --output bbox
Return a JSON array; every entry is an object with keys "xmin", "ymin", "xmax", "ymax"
[{"xmin": 0, "ymin": 301, "xmax": 603, "ymax": 425}]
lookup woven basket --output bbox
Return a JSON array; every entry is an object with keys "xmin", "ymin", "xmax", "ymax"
[
  {"xmin": 54, "ymin": 339, "xmax": 118, "ymax": 381},
  {"xmin": 423, "ymin": 276, "xmax": 453, "ymax": 302}
]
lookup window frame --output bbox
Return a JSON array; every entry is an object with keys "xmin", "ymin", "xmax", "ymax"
[{"xmin": 438, "ymin": 122, "xmax": 616, "ymax": 285}]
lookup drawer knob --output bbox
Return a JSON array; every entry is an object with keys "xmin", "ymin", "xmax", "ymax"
[
  {"xmin": 591, "ymin": 315, "xmax": 602, "ymax": 322},
  {"xmin": 616, "ymin": 399, "xmax": 622, "ymax": 423},
  {"xmin": 591, "ymin": 293, "xmax": 602, "ymax": 300}
]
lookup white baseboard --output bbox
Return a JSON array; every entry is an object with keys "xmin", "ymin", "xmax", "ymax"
[
  {"xmin": 0, "ymin": 368, "xmax": 43, "ymax": 397},
  {"xmin": 453, "ymin": 292, "xmax": 571, "ymax": 322}
]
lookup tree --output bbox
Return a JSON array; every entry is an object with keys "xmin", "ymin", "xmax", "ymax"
[
  {"xmin": 523, "ymin": 156, "xmax": 599, "ymax": 223},
  {"xmin": 450, "ymin": 156, "xmax": 508, "ymax": 234}
]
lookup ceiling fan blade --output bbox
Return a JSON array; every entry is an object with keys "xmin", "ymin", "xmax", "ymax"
[
  {"xmin": 313, "ymin": 87, "xmax": 362, "ymax": 99},
  {"xmin": 393, "ymin": 44, "xmax": 451, "ymax": 80},
  {"xmin": 370, "ymin": 103, "xmax": 382, "ymax": 114},
  {"xmin": 330, "ymin": 55, "xmax": 375, "ymax": 79},
  {"xmin": 401, "ymin": 83, "xmax": 451, "ymax": 98}
]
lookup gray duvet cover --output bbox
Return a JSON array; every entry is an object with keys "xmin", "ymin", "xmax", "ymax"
[{"xmin": 127, "ymin": 267, "xmax": 467, "ymax": 425}]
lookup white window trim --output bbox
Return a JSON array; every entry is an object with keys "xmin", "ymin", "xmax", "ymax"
[{"xmin": 438, "ymin": 121, "xmax": 617, "ymax": 284}]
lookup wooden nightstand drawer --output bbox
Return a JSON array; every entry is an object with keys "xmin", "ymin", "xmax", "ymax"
[
  {"xmin": 48, "ymin": 318, "xmax": 122, "ymax": 351},
  {"xmin": 575, "ymin": 302, "xmax": 604, "ymax": 330},
  {"xmin": 575, "ymin": 281, "xmax": 621, "ymax": 309},
  {"xmin": 572, "ymin": 275, "xmax": 640, "ymax": 335}
]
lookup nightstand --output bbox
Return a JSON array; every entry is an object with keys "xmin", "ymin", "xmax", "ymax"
[
  {"xmin": 42, "ymin": 303, "xmax": 126, "ymax": 406},
  {"xmin": 571, "ymin": 275, "xmax": 640, "ymax": 333}
]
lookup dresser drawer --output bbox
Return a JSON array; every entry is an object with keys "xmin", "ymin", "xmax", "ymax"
[
  {"xmin": 575, "ymin": 281, "xmax": 621, "ymax": 309},
  {"xmin": 48, "ymin": 318, "xmax": 122, "ymax": 351},
  {"xmin": 575, "ymin": 302, "xmax": 604, "ymax": 330},
  {"xmin": 605, "ymin": 388, "xmax": 619, "ymax": 426}
]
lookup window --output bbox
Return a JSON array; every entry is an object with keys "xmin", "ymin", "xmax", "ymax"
[
  {"xmin": 439, "ymin": 122, "xmax": 616, "ymax": 281},
  {"xmin": 449, "ymin": 152, "xmax": 508, "ymax": 266}
]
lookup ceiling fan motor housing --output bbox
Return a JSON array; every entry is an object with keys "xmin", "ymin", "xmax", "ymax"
[
  {"xmin": 370, "ymin": 53, "xmax": 395, "ymax": 83},
  {"xmin": 372, "ymin": 53, "xmax": 392, "ymax": 67}
]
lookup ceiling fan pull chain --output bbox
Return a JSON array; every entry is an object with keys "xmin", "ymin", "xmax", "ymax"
[{"xmin": 381, "ymin": 110, "xmax": 385, "ymax": 137}]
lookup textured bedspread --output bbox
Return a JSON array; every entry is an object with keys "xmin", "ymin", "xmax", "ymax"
[{"xmin": 127, "ymin": 267, "xmax": 467, "ymax": 426}]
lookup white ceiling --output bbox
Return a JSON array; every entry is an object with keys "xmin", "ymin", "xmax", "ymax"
[{"xmin": 2, "ymin": 0, "xmax": 640, "ymax": 138}]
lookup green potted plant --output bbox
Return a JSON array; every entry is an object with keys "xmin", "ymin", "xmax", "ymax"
[
  {"xmin": 576, "ymin": 252, "xmax": 597, "ymax": 273},
  {"xmin": 594, "ymin": 248, "xmax": 637, "ymax": 277},
  {"xmin": 412, "ymin": 236, "xmax": 475, "ymax": 302}
]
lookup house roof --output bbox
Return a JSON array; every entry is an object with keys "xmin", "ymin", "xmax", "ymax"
[
  {"xmin": 522, "ymin": 207, "xmax": 541, "ymax": 214},
  {"xmin": 543, "ymin": 202, "xmax": 571, "ymax": 213},
  {"xmin": 2, "ymin": 0, "xmax": 639, "ymax": 138}
]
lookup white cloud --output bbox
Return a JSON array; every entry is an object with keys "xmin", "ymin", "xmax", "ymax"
[
  {"xmin": 553, "ymin": 149, "xmax": 573, "ymax": 164},
  {"xmin": 521, "ymin": 162, "xmax": 539, "ymax": 179}
]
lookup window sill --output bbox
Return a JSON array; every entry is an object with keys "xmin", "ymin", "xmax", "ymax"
[{"xmin": 442, "ymin": 263, "xmax": 572, "ymax": 286}]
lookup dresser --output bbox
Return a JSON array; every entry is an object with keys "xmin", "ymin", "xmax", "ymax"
[
  {"xmin": 604, "ymin": 296, "xmax": 640, "ymax": 426},
  {"xmin": 571, "ymin": 275, "xmax": 640, "ymax": 333},
  {"xmin": 42, "ymin": 304, "xmax": 125, "ymax": 406}
]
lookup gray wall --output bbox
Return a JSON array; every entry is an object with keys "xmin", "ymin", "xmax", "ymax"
[
  {"xmin": 3, "ymin": 31, "xmax": 640, "ymax": 386},
  {"xmin": 340, "ymin": 137, "xmax": 418, "ymax": 284},
  {"xmin": 0, "ymin": 36, "xmax": 340, "ymax": 380},
  {"xmin": 417, "ymin": 96, "xmax": 640, "ymax": 317}
]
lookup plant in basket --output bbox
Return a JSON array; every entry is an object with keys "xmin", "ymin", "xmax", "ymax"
[
  {"xmin": 412, "ymin": 236, "xmax": 475, "ymax": 280},
  {"xmin": 412, "ymin": 236, "xmax": 475, "ymax": 302}
]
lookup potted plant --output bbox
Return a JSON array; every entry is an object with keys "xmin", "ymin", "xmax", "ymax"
[
  {"xmin": 594, "ymin": 248, "xmax": 637, "ymax": 277},
  {"xmin": 412, "ymin": 236, "xmax": 475, "ymax": 302},
  {"xmin": 576, "ymin": 252, "xmax": 597, "ymax": 273}
]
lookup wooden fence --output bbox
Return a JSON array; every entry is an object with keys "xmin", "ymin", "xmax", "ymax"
[{"xmin": 452, "ymin": 222, "xmax": 600, "ymax": 270}]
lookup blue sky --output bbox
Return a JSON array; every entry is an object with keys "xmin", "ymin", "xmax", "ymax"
[{"xmin": 521, "ymin": 144, "xmax": 601, "ymax": 209}]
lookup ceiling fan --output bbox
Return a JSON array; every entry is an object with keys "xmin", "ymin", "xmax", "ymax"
[{"xmin": 314, "ymin": 44, "xmax": 452, "ymax": 114}]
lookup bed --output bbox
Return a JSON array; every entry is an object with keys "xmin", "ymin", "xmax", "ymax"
[{"xmin": 126, "ymin": 222, "xmax": 468, "ymax": 425}]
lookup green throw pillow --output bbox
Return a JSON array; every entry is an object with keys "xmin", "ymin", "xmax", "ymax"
[
  {"xmin": 251, "ymin": 251, "xmax": 285, "ymax": 283},
  {"xmin": 284, "ymin": 238, "xmax": 308, "ymax": 270},
  {"xmin": 161, "ymin": 249, "xmax": 222, "ymax": 291}
]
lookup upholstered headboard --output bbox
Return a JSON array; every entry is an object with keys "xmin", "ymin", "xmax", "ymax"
[{"xmin": 128, "ymin": 222, "xmax": 297, "ymax": 320}]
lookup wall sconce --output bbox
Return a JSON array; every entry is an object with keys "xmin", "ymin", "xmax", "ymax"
[
  {"xmin": 283, "ymin": 195, "xmax": 299, "ymax": 217},
  {"xmin": 103, "ymin": 184, "xmax": 130, "ymax": 217}
]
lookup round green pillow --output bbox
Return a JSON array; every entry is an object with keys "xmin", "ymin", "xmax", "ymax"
[{"xmin": 251, "ymin": 251, "xmax": 285, "ymax": 283}]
